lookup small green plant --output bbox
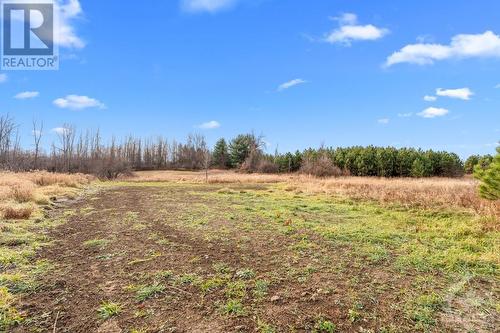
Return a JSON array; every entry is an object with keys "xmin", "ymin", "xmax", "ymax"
[
  {"xmin": 257, "ymin": 318, "xmax": 276, "ymax": 333},
  {"xmin": 222, "ymin": 299, "xmax": 245, "ymax": 316},
  {"xmin": 130, "ymin": 329, "xmax": 147, "ymax": 333},
  {"xmin": 225, "ymin": 280, "xmax": 246, "ymax": 299},
  {"xmin": 348, "ymin": 302, "xmax": 363, "ymax": 322},
  {"xmin": 0, "ymin": 287, "xmax": 24, "ymax": 330},
  {"xmin": 313, "ymin": 317, "xmax": 336, "ymax": 333},
  {"xmin": 135, "ymin": 283, "xmax": 165, "ymax": 301},
  {"xmin": 177, "ymin": 273, "xmax": 199, "ymax": 285},
  {"xmin": 125, "ymin": 211, "xmax": 139, "ymax": 222},
  {"xmin": 200, "ymin": 277, "xmax": 226, "ymax": 293},
  {"xmin": 156, "ymin": 270, "xmax": 174, "ymax": 279},
  {"xmin": 97, "ymin": 301, "xmax": 121, "ymax": 319},
  {"xmin": 235, "ymin": 268, "xmax": 255, "ymax": 280},
  {"xmin": 253, "ymin": 279, "xmax": 269, "ymax": 298},
  {"xmin": 409, "ymin": 293, "xmax": 444, "ymax": 329},
  {"xmin": 213, "ymin": 262, "xmax": 232, "ymax": 274},
  {"xmin": 83, "ymin": 239, "xmax": 108, "ymax": 249}
]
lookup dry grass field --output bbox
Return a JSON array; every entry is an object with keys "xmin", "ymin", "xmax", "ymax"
[
  {"xmin": 126, "ymin": 170, "xmax": 499, "ymax": 218},
  {"xmin": 1, "ymin": 170, "xmax": 498, "ymax": 332}
]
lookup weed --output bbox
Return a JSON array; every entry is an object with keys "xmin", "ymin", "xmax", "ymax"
[
  {"xmin": 253, "ymin": 279, "xmax": 269, "ymax": 298},
  {"xmin": 156, "ymin": 270, "xmax": 174, "ymax": 280},
  {"xmin": 408, "ymin": 293, "xmax": 444, "ymax": 329},
  {"xmin": 156, "ymin": 238, "xmax": 171, "ymax": 246},
  {"xmin": 83, "ymin": 239, "xmax": 108, "ymax": 249},
  {"xmin": 222, "ymin": 299, "xmax": 245, "ymax": 316},
  {"xmin": 125, "ymin": 211, "xmax": 139, "ymax": 222},
  {"xmin": 0, "ymin": 287, "xmax": 24, "ymax": 330},
  {"xmin": 213, "ymin": 262, "xmax": 232, "ymax": 274},
  {"xmin": 235, "ymin": 268, "xmax": 256, "ymax": 280},
  {"xmin": 200, "ymin": 277, "xmax": 226, "ymax": 293},
  {"xmin": 225, "ymin": 280, "xmax": 247, "ymax": 299},
  {"xmin": 313, "ymin": 317, "xmax": 336, "ymax": 333},
  {"xmin": 257, "ymin": 319, "xmax": 276, "ymax": 333},
  {"xmin": 97, "ymin": 301, "xmax": 121, "ymax": 319},
  {"xmin": 177, "ymin": 273, "xmax": 199, "ymax": 285},
  {"xmin": 135, "ymin": 283, "xmax": 165, "ymax": 301}
]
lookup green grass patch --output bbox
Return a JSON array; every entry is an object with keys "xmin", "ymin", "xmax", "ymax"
[
  {"xmin": 135, "ymin": 283, "xmax": 165, "ymax": 301},
  {"xmin": 222, "ymin": 299, "xmax": 245, "ymax": 316},
  {"xmin": 83, "ymin": 238, "xmax": 109, "ymax": 249},
  {"xmin": 97, "ymin": 301, "xmax": 121, "ymax": 319}
]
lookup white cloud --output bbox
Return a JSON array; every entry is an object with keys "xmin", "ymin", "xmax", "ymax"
[
  {"xmin": 53, "ymin": 95, "xmax": 105, "ymax": 110},
  {"xmin": 52, "ymin": 127, "xmax": 70, "ymax": 135},
  {"xmin": 326, "ymin": 13, "xmax": 389, "ymax": 45},
  {"xmin": 377, "ymin": 118, "xmax": 389, "ymax": 124},
  {"xmin": 417, "ymin": 107, "xmax": 449, "ymax": 118},
  {"xmin": 9, "ymin": 0, "xmax": 85, "ymax": 48},
  {"xmin": 277, "ymin": 79, "xmax": 307, "ymax": 91},
  {"xmin": 398, "ymin": 112, "xmax": 413, "ymax": 117},
  {"xmin": 385, "ymin": 31, "xmax": 500, "ymax": 66},
  {"xmin": 334, "ymin": 13, "xmax": 357, "ymax": 25},
  {"xmin": 485, "ymin": 142, "xmax": 500, "ymax": 147},
  {"xmin": 14, "ymin": 91, "xmax": 39, "ymax": 99},
  {"xmin": 423, "ymin": 95, "xmax": 437, "ymax": 102},
  {"xmin": 197, "ymin": 120, "xmax": 221, "ymax": 129},
  {"xmin": 436, "ymin": 88, "xmax": 473, "ymax": 100},
  {"xmin": 56, "ymin": 0, "xmax": 85, "ymax": 48},
  {"xmin": 181, "ymin": 0, "xmax": 236, "ymax": 13},
  {"xmin": 0, "ymin": 74, "xmax": 7, "ymax": 83},
  {"xmin": 495, "ymin": 84, "xmax": 500, "ymax": 89}
]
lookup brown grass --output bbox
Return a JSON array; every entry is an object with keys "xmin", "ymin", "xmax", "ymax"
[
  {"xmin": 2, "ymin": 203, "xmax": 34, "ymax": 219},
  {"xmin": 124, "ymin": 170, "xmax": 499, "ymax": 217},
  {"xmin": 0, "ymin": 171, "xmax": 93, "ymax": 219}
]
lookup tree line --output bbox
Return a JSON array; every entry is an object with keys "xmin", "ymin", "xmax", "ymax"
[
  {"xmin": 211, "ymin": 136, "xmax": 470, "ymax": 178},
  {"xmin": 0, "ymin": 114, "xmax": 496, "ymax": 180}
]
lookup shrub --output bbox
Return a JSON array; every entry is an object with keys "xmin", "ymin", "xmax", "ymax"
[
  {"xmin": 256, "ymin": 159, "xmax": 279, "ymax": 174},
  {"xmin": 240, "ymin": 150, "xmax": 261, "ymax": 173},
  {"xmin": 300, "ymin": 155, "xmax": 342, "ymax": 178},
  {"xmin": 2, "ymin": 204, "xmax": 34, "ymax": 220},
  {"xmin": 10, "ymin": 184, "xmax": 35, "ymax": 202}
]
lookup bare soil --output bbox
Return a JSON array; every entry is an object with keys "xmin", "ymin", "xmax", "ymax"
[{"xmin": 12, "ymin": 184, "xmax": 498, "ymax": 332}]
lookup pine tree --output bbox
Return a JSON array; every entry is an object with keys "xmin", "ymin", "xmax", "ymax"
[
  {"xmin": 474, "ymin": 146, "xmax": 500, "ymax": 200},
  {"xmin": 211, "ymin": 138, "xmax": 229, "ymax": 169}
]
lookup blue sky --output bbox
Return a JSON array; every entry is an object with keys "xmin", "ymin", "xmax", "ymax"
[{"xmin": 1, "ymin": 0, "xmax": 499, "ymax": 158}]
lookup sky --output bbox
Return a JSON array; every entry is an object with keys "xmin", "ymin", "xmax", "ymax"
[{"xmin": 0, "ymin": 0, "xmax": 499, "ymax": 159}]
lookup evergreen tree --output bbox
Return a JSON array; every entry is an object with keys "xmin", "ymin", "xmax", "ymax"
[
  {"xmin": 411, "ymin": 158, "xmax": 426, "ymax": 177},
  {"xmin": 464, "ymin": 155, "xmax": 480, "ymax": 174},
  {"xmin": 474, "ymin": 146, "xmax": 500, "ymax": 200},
  {"xmin": 228, "ymin": 133, "xmax": 263, "ymax": 168},
  {"xmin": 212, "ymin": 138, "xmax": 229, "ymax": 169}
]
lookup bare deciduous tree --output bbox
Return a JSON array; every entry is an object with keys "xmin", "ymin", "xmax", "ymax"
[{"xmin": 32, "ymin": 119, "xmax": 43, "ymax": 170}]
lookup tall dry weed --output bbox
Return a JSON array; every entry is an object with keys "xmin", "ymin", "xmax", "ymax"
[{"xmin": 0, "ymin": 171, "xmax": 92, "ymax": 219}]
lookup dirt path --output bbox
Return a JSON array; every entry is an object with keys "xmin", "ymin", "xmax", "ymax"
[{"xmin": 12, "ymin": 184, "xmax": 494, "ymax": 333}]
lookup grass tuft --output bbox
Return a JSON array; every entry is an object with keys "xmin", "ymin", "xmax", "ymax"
[
  {"xmin": 97, "ymin": 301, "xmax": 121, "ymax": 319},
  {"xmin": 2, "ymin": 204, "xmax": 34, "ymax": 220},
  {"xmin": 135, "ymin": 284, "xmax": 165, "ymax": 301}
]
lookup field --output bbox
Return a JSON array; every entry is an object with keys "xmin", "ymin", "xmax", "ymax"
[{"xmin": 1, "ymin": 171, "xmax": 498, "ymax": 332}]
